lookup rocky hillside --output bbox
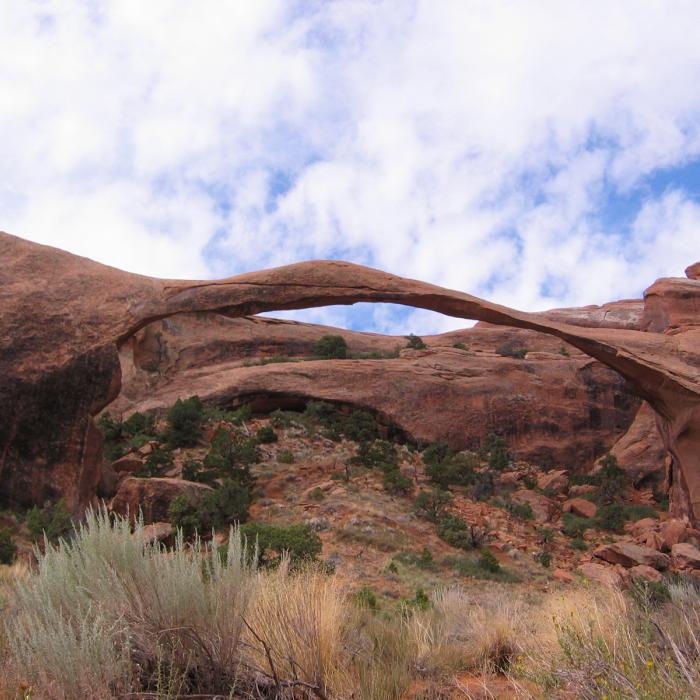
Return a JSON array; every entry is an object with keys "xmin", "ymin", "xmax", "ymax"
[{"xmin": 1, "ymin": 230, "xmax": 699, "ymax": 525}]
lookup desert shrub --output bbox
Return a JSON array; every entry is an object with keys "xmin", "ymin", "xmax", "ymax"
[
  {"xmin": 523, "ymin": 584, "xmax": 700, "ymax": 698},
  {"xmin": 26, "ymin": 500, "xmax": 73, "ymax": 544},
  {"xmin": 255, "ymin": 425, "xmax": 278, "ymax": 444},
  {"xmin": 355, "ymin": 585, "xmax": 379, "ymax": 610},
  {"xmin": 342, "ymin": 409, "xmax": 379, "ymax": 443},
  {"xmin": 135, "ymin": 446, "xmax": 173, "ymax": 477},
  {"xmin": 240, "ymin": 522, "xmax": 322, "ymax": 568},
  {"xmin": 0, "ymin": 527, "xmax": 16, "ymax": 564},
  {"xmin": 538, "ymin": 527, "xmax": 556, "ymax": 544},
  {"xmin": 181, "ymin": 457, "xmax": 217, "ymax": 484},
  {"xmin": 495, "ymin": 343, "xmax": 527, "ymax": 359},
  {"xmin": 471, "ymin": 468, "xmax": 496, "ymax": 501},
  {"xmin": 168, "ymin": 494, "xmax": 202, "ymax": 538},
  {"xmin": 277, "ymin": 448, "xmax": 295, "ymax": 464},
  {"xmin": 423, "ymin": 441, "xmax": 452, "ymax": 467},
  {"xmin": 353, "ymin": 439, "xmax": 397, "ymax": 468},
  {"xmin": 198, "ymin": 479, "xmax": 253, "ymax": 530},
  {"xmin": 203, "ymin": 428, "xmax": 260, "ymax": 482},
  {"xmin": 570, "ymin": 537, "xmax": 588, "ymax": 550},
  {"xmin": 536, "ymin": 551, "xmax": 552, "ymax": 568},
  {"xmin": 170, "ymin": 479, "xmax": 253, "ymax": 537},
  {"xmin": 484, "ymin": 433, "xmax": 510, "ymax": 471},
  {"xmin": 630, "ymin": 579, "xmax": 671, "ymax": 609},
  {"xmin": 437, "ymin": 513, "xmax": 476, "ymax": 550},
  {"xmin": 414, "ymin": 488, "xmax": 452, "ymax": 522},
  {"xmin": 166, "ymin": 395, "xmax": 204, "ymax": 447},
  {"xmin": 562, "ymin": 512, "xmax": 592, "ymax": 538},
  {"xmin": 405, "ymin": 333, "xmax": 426, "ymax": 350},
  {"xmin": 594, "ymin": 453, "xmax": 626, "ymax": 503},
  {"xmin": 308, "ymin": 487, "xmax": 325, "ymax": 501},
  {"xmin": 122, "ymin": 411, "xmax": 156, "ymax": 438},
  {"xmin": 313, "ymin": 334, "xmax": 348, "ymax": 359},
  {"xmin": 478, "ymin": 549, "xmax": 501, "ymax": 573},
  {"xmin": 423, "ymin": 443, "xmax": 477, "ymax": 488},
  {"xmin": 404, "ymin": 587, "xmax": 431, "ymax": 612},
  {"xmin": 453, "ymin": 342, "xmax": 468, "ymax": 350},
  {"xmin": 622, "ymin": 503, "xmax": 658, "ymax": 521},
  {"xmin": 383, "ymin": 468, "xmax": 414, "ymax": 495},
  {"xmin": 507, "ymin": 501, "xmax": 534, "ymax": 520},
  {"xmin": 594, "ymin": 503, "xmax": 626, "ymax": 533},
  {"xmin": 442, "ymin": 554, "xmax": 520, "ymax": 583},
  {"xmin": 5, "ymin": 510, "xmax": 258, "ymax": 697}
]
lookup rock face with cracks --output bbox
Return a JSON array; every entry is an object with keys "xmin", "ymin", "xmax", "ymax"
[
  {"xmin": 1, "ymin": 231, "xmax": 699, "ymax": 523},
  {"xmin": 110, "ymin": 312, "xmax": 639, "ymax": 471}
]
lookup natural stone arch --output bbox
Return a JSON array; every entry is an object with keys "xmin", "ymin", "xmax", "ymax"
[{"xmin": 2, "ymin": 231, "xmax": 699, "ymax": 521}]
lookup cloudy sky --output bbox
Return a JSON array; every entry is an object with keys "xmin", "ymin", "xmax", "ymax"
[{"xmin": 2, "ymin": 1, "xmax": 700, "ymax": 334}]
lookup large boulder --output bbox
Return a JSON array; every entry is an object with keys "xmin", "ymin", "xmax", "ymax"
[
  {"xmin": 593, "ymin": 542, "xmax": 670, "ymax": 570},
  {"xmin": 512, "ymin": 489, "xmax": 555, "ymax": 523},
  {"xmin": 563, "ymin": 498, "xmax": 597, "ymax": 519},
  {"xmin": 109, "ymin": 477, "xmax": 213, "ymax": 524},
  {"xmin": 671, "ymin": 542, "xmax": 700, "ymax": 570},
  {"xmin": 579, "ymin": 562, "xmax": 623, "ymax": 588},
  {"xmin": 537, "ymin": 469, "xmax": 569, "ymax": 495}
]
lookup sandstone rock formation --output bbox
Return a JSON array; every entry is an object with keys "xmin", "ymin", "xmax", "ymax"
[
  {"xmin": 110, "ymin": 477, "xmax": 213, "ymax": 524},
  {"xmin": 111, "ymin": 313, "xmax": 639, "ymax": 470},
  {"xmin": 1, "ymin": 231, "xmax": 699, "ymax": 523}
]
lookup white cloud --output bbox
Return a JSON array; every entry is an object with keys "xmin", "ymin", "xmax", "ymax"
[{"xmin": 1, "ymin": 1, "xmax": 700, "ymax": 332}]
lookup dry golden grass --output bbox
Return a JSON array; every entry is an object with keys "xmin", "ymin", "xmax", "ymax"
[{"xmin": 6, "ymin": 511, "xmax": 700, "ymax": 700}]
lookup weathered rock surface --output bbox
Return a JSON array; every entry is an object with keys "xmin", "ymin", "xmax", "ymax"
[
  {"xmin": 537, "ymin": 470, "xmax": 569, "ymax": 495},
  {"xmin": 512, "ymin": 489, "xmax": 555, "ymax": 522},
  {"xmin": 609, "ymin": 402, "xmax": 666, "ymax": 486},
  {"xmin": 593, "ymin": 542, "xmax": 670, "ymax": 570},
  {"xmin": 629, "ymin": 564, "xmax": 664, "ymax": 583},
  {"xmin": 563, "ymin": 498, "xmax": 597, "ymax": 519},
  {"xmin": 109, "ymin": 477, "xmax": 213, "ymax": 524},
  {"xmin": 1, "ymin": 232, "xmax": 699, "ymax": 524},
  {"xmin": 579, "ymin": 561, "xmax": 623, "ymax": 587},
  {"xmin": 671, "ymin": 542, "xmax": 700, "ymax": 570},
  {"xmin": 111, "ymin": 313, "xmax": 639, "ymax": 470}
]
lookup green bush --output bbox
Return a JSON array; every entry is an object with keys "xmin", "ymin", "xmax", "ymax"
[
  {"xmin": 507, "ymin": 501, "xmax": 534, "ymax": 520},
  {"xmin": 478, "ymin": 549, "xmax": 501, "ymax": 573},
  {"xmin": 562, "ymin": 513, "xmax": 592, "ymax": 539},
  {"xmin": 571, "ymin": 537, "xmax": 588, "ymax": 550},
  {"xmin": 353, "ymin": 439, "xmax": 397, "ymax": 468},
  {"xmin": 484, "ymin": 433, "xmax": 510, "ymax": 471},
  {"xmin": 255, "ymin": 425, "xmax": 278, "ymax": 444},
  {"xmin": 472, "ymin": 469, "xmax": 496, "ymax": 501},
  {"xmin": 277, "ymin": 449, "xmax": 295, "ymax": 464},
  {"xmin": 423, "ymin": 443, "xmax": 477, "ymax": 487},
  {"xmin": 453, "ymin": 342, "xmax": 468, "ymax": 351},
  {"xmin": 414, "ymin": 488, "xmax": 452, "ymax": 522},
  {"xmin": 355, "ymin": 585, "xmax": 379, "ymax": 610},
  {"xmin": 26, "ymin": 501, "xmax": 73, "ymax": 544},
  {"xmin": 404, "ymin": 334, "xmax": 426, "ymax": 350},
  {"xmin": 166, "ymin": 396, "xmax": 204, "ymax": 447},
  {"xmin": 169, "ymin": 476, "xmax": 254, "ymax": 538},
  {"xmin": 0, "ymin": 527, "xmax": 17, "ymax": 564},
  {"xmin": 203, "ymin": 428, "xmax": 260, "ymax": 482},
  {"xmin": 240, "ymin": 522, "xmax": 322, "ymax": 568},
  {"xmin": 496, "ymin": 343, "xmax": 527, "ymax": 359},
  {"xmin": 135, "ymin": 447, "xmax": 173, "ymax": 478},
  {"xmin": 595, "ymin": 454, "xmax": 626, "ymax": 504},
  {"xmin": 537, "ymin": 551, "xmax": 552, "ymax": 568},
  {"xmin": 595, "ymin": 503, "xmax": 626, "ymax": 533},
  {"xmin": 382, "ymin": 468, "xmax": 413, "ymax": 496},
  {"xmin": 313, "ymin": 334, "xmax": 348, "ymax": 359},
  {"xmin": 167, "ymin": 494, "xmax": 202, "ymax": 538},
  {"xmin": 436, "ymin": 513, "xmax": 475, "ymax": 550}
]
